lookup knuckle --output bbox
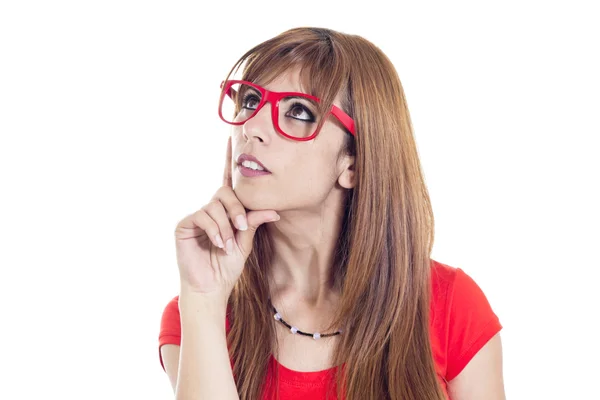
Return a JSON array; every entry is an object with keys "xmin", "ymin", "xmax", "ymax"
[
  {"xmin": 219, "ymin": 188, "xmax": 244, "ymax": 212},
  {"xmin": 175, "ymin": 215, "xmax": 187, "ymax": 228},
  {"xmin": 213, "ymin": 186, "xmax": 227, "ymax": 199},
  {"xmin": 232, "ymin": 205, "xmax": 246, "ymax": 216},
  {"xmin": 217, "ymin": 185, "xmax": 232, "ymax": 194},
  {"xmin": 201, "ymin": 199, "xmax": 221, "ymax": 212},
  {"xmin": 192, "ymin": 208, "xmax": 206, "ymax": 218},
  {"xmin": 190, "ymin": 211, "xmax": 204, "ymax": 226},
  {"xmin": 218, "ymin": 185, "xmax": 236, "ymax": 200},
  {"xmin": 203, "ymin": 218, "xmax": 219, "ymax": 235}
]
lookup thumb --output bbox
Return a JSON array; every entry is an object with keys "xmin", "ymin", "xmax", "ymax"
[{"xmin": 234, "ymin": 210, "xmax": 280, "ymax": 257}]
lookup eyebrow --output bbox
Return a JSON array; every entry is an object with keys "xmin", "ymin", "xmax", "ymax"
[
  {"xmin": 243, "ymin": 87, "xmax": 260, "ymax": 94},
  {"xmin": 280, "ymin": 95, "xmax": 317, "ymax": 103}
]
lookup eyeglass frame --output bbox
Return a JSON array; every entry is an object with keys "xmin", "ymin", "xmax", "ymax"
[{"xmin": 218, "ymin": 79, "xmax": 356, "ymax": 142}]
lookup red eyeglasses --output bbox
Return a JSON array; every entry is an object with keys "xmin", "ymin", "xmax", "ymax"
[{"xmin": 218, "ymin": 80, "xmax": 356, "ymax": 141}]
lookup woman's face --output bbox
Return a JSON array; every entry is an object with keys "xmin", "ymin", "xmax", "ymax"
[{"xmin": 231, "ymin": 70, "xmax": 354, "ymax": 212}]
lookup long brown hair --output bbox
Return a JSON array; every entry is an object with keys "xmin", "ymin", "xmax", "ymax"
[{"xmin": 223, "ymin": 27, "xmax": 446, "ymax": 400}]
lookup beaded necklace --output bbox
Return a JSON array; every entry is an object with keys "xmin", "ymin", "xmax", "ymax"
[{"xmin": 268, "ymin": 298, "xmax": 344, "ymax": 340}]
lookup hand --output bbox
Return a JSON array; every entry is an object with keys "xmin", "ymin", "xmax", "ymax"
[{"xmin": 174, "ymin": 137, "xmax": 279, "ymax": 301}]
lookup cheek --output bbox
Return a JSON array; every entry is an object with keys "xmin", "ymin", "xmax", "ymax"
[
  {"xmin": 231, "ymin": 128, "xmax": 242, "ymax": 144},
  {"xmin": 282, "ymin": 155, "xmax": 338, "ymax": 194}
]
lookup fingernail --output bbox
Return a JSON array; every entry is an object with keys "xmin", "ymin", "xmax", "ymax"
[
  {"xmin": 225, "ymin": 238, "xmax": 234, "ymax": 255},
  {"xmin": 214, "ymin": 234, "xmax": 224, "ymax": 248},
  {"xmin": 271, "ymin": 214, "xmax": 280, "ymax": 221},
  {"xmin": 236, "ymin": 215, "xmax": 248, "ymax": 231}
]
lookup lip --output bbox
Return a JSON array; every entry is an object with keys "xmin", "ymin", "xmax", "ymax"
[
  {"xmin": 238, "ymin": 164, "xmax": 272, "ymax": 177},
  {"xmin": 237, "ymin": 153, "xmax": 270, "ymax": 173}
]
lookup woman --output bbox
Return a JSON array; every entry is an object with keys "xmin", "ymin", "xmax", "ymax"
[{"xmin": 159, "ymin": 27, "xmax": 505, "ymax": 399}]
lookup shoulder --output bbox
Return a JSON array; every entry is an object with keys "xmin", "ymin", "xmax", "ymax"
[
  {"xmin": 428, "ymin": 259, "xmax": 503, "ymax": 382},
  {"xmin": 430, "ymin": 259, "xmax": 458, "ymax": 296},
  {"xmin": 429, "ymin": 259, "xmax": 499, "ymax": 319},
  {"xmin": 429, "ymin": 259, "xmax": 460, "ymax": 320}
]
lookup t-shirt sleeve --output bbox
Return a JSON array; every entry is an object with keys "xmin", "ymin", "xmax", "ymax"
[
  {"xmin": 158, "ymin": 295, "xmax": 181, "ymax": 372},
  {"xmin": 445, "ymin": 268, "xmax": 503, "ymax": 381},
  {"xmin": 158, "ymin": 295, "xmax": 232, "ymax": 372}
]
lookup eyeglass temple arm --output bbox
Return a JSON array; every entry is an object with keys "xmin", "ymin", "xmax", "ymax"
[
  {"xmin": 332, "ymin": 106, "xmax": 356, "ymax": 136},
  {"xmin": 220, "ymin": 81, "xmax": 234, "ymax": 98}
]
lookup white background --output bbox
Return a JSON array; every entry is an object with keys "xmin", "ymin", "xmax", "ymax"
[{"xmin": 1, "ymin": 1, "xmax": 598, "ymax": 399}]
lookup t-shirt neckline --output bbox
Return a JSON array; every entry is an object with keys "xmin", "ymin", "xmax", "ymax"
[{"xmin": 269, "ymin": 354, "xmax": 340, "ymax": 385}]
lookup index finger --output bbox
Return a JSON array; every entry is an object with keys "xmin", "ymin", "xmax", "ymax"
[{"xmin": 222, "ymin": 136, "xmax": 233, "ymax": 187}]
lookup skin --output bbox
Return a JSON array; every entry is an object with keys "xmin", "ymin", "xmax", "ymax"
[
  {"xmin": 230, "ymin": 70, "xmax": 356, "ymax": 311},
  {"xmin": 162, "ymin": 69, "xmax": 506, "ymax": 399},
  {"xmin": 447, "ymin": 333, "xmax": 505, "ymax": 399}
]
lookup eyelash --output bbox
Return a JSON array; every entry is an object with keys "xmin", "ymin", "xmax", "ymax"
[
  {"xmin": 241, "ymin": 93, "xmax": 260, "ymax": 108},
  {"xmin": 288, "ymin": 102, "xmax": 315, "ymax": 122}
]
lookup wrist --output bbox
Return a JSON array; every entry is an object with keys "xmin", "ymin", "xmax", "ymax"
[{"xmin": 179, "ymin": 286, "xmax": 229, "ymax": 321}]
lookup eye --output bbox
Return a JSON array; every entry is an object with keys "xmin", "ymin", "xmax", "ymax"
[
  {"xmin": 286, "ymin": 102, "xmax": 315, "ymax": 122},
  {"xmin": 241, "ymin": 92, "xmax": 260, "ymax": 110}
]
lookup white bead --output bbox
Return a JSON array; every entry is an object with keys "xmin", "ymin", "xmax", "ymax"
[
  {"xmin": 290, "ymin": 326, "xmax": 298, "ymax": 334},
  {"xmin": 274, "ymin": 312, "xmax": 281, "ymax": 321},
  {"xmin": 313, "ymin": 332, "xmax": 321, "ymax": 340}
]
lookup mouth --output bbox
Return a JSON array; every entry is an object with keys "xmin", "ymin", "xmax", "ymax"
[
  {"xmin": 237, "ymin": 164, "xmax": 272, "ymax": 177},
  {"xmin": 237, "ymin": 153, "xmax": 271, "ymax": 173}
]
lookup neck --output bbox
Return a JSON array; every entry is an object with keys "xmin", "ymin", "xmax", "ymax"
[{"xmin": 265, "ymin": 202, "xmax": 345, "ymax": 308}]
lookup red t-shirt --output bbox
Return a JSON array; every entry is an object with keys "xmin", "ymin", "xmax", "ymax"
[{"xmin": 158, "ymin": 260, "xmax": 502, "ymax": 399}]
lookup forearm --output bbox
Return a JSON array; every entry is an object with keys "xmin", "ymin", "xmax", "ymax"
[{"xmin": 175, "ymin": 289, "xmax": 238, "ymax": 400}]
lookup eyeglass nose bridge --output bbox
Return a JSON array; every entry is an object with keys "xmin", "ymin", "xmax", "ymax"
[{"xmin": 239, "ymin": 93, "xmax": 279, "ymax": 140}]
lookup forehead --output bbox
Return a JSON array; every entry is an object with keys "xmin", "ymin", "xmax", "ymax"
[
  {"xmin": 255, "ymin": 68, "xmax": 307, "ymax": 94},
  {"xmin": 252, "ymin": 69, "xmax": 343, "ymax": 108},
  {"xmin": 246, "ymin": 61, "xmax": 328, "ymax": 97}
]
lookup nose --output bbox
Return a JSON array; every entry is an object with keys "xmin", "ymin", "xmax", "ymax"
[{"xmin": 242, "ymin": 101, "xmax": 274, "ymax": 143}]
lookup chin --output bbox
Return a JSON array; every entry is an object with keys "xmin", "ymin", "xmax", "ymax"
[{"xmin": 232, "ymin": 184, "xmax": 276, "ymax": 211}]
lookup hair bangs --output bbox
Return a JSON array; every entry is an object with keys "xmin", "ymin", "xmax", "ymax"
[{"xmin": 224, "ymin": 29, "xmax": 352, "ymax": 124}]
